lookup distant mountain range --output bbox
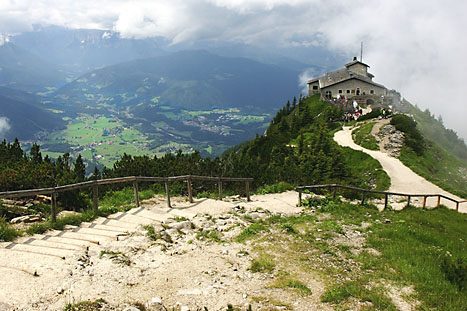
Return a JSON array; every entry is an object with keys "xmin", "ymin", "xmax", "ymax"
[
  {"xmin": 0, "ymin": 25, "xmax": 339, "ymax": 165},
  {"xmin": 54, "ymin": 50, "xmax": 301, "ymax": 112},
  {"xmin": 0, "ymin": 43, "xmax": 67, "ymax": 92},
  {"xmin": 0, "ymin": 87, "xmax": 65, "ymax": 141}
]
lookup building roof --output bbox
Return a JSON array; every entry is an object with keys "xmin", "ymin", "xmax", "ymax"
[
  {"xmin": 307, "ymin": 66, "xmax": 385, "ymax": 89},
  {"xmin": 345, "ymin": 59, "xmax": 370, "ymax": 68}
]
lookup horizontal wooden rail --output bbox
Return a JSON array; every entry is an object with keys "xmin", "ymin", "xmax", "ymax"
[
  {"xmin": 296, "ymin": 184, "xmax": 465, "ymax": 212},
  {"xmin": 0, "ymin": 175, "xmax": 253, "ymax": 222}
]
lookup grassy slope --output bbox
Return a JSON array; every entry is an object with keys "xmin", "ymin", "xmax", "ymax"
[
  {"xmin": 352, "ymin": 121, "xmax": 379, "ymax": 150},
  {"xmin": 237, "ymin": 197, "xmax": 467, "ymax": 310},
  {"xmin": 396, "ymin": 104, "xmax": 467, "ymax": 198},
  {"xmin": 399, "ymin": 143, "xmax": 467, "ymax": 198}
]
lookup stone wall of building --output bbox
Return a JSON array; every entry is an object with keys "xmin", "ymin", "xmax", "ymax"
[
  {"xmin": 308, "ymin": 81, "xmax": 320, "ymax": 96},
  {"xmin": 347, "ymin": 63, "xmax": 368, "ymax": 76},
  {"xmin": 321, "ymin": 79, "xmax": 386, "ymax": 98}
]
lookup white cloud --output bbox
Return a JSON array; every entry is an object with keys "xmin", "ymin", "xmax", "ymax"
[
  {"xmin": 0, "ymin": 117, "xmax": 11, "ymax": 136},
  {"xmin": 0, "ymin": 0, "xmax": 466, "ymax": 139}
]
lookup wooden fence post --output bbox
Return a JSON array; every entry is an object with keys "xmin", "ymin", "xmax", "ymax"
[
  {"xmin": 246, "ymin": 181, "xmax": 251, "ymax": 202},
  {"xmin": 51, "ymin": 192, "xmax": 57, "ymax": 223},
  {"xmin": 298, "ymin": 189, "xmax": 302, "ymax": 207},
  {"xmin": 165, "ymin": 181, "xmax": 171, "ymax": 208},
  {"xmin": 332, "ymin": 186, "xmax": 337, "ymax": 200},
  {"xmin": 384, "ymin": 193, "xmax": 388, "ymax": 210},
  {"xmin": 407, "ymin": 195, "xmax": 411, "ymax": 207},
  {"xmin": 422, "ymin": 196, "xmax": 427, "ymax": 208},
  {"xmin": 92, "ymin": 182, "xmax": 98, "ymax": 215},
  {"xmin": 218, "ymin": 179, "xmax": 223, "ymax": 201},
  {"xmin": 436, "ymin": 195, "xmax": 441, "ymax": 207},
  {"xmin": 187, "ymin": 176, "xmax": 193, "ymax": 203},
  {"xmin": 133, "ymin": 180, "xmax": 140, "ymax": 207},
  {"xmin": 361, "ymin": 192, "xmax": 366, "ymax": 205}
]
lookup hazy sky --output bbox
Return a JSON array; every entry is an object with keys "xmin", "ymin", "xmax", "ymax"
[{"xmin": 1, "ymin": 0, "xmax": 466, "ymax": 140}]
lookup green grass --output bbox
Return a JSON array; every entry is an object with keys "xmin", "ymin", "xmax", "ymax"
[
  {"xmin": 317, "ymin": 220, "xmax": 344, "ymax": 235},
  {"xmin": 100, "ymin": 187, "xmax": 154, "ymax": 209},
  {"xmin": 255, "ymin": 181, "xmax": 294, "ymax": 195},
  {"xmin": 99, "ymin": 250, "xmax": 131, "ymax": 266},
  {"xmin": 144, "ymin": 225, "xmax": 158, "ymax": 241},
  {"xmin": 250, "ymin": 254, "xmax": 276, "ymax": 273},
  {"xmin": 196, "ymin": 229, "xmax": 224, "ymax": 243},
  {"xmin": 26, "ymin": 210, "xmax": 96, "ymax": 235},
  {"xmin": 235, "ymin": 223, "xmax": 267, "ymax": 242},
  {"xmin": 63, "ymin": 299, "xmax": 106, "ymax": 311},
  {"xmin": 352, "ymin": 122, "xmax": 379, "ymax": 150},
  {"xmin": 321, "ymin": 281, "xmax": 396, "ymax": 310},
  {"xmin": 340, "ymin": 146, "xmax": 391, "ymax": 191},
  {"xmin": 237, "ymin": 197, "xmax": 467, "ymax": 310},
  {"xmin": 0, "ymin": 217, "xmax": 21, "ymax": 241},
  {"xmin": 365, "ymin": 206, "xmax": 467, "ymax": 310},
  {"xmin": 272, "ymin": 275, "xmax": 312, "ymax": 295}
]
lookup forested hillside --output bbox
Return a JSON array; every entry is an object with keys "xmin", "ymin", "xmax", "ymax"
[{"xmin": 222, "ymin": 95, "xmax": 390, "ymax": 190}]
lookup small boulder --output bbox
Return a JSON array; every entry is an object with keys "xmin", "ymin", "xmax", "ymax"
[
  {"xmin": 146, "ymin": 297, "xmax": 167, "ymax": 311},
  {"xmin": 171, "ymin": 220, "xmax": 194, "ymax": 231}
]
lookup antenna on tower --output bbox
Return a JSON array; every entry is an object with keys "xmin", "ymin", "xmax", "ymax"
[{"xmin": 360, "ymin": 41, "xmax": 363, "ymax": 62}]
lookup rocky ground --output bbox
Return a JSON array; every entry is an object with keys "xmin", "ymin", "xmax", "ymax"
[
  {"xmin": 0, "ymin": 190, "xmax": 428, "ymax": 311},
  {"xmin": 1, "ymin": 192, "xmax": 336, "ymax": 311}
]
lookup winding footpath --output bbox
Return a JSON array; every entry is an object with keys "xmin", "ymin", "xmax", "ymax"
[{"xmin": 334, "ymin": 126, "xmax": 466, "ymax": 213}]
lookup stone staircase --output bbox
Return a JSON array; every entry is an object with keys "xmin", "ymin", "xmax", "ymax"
[{"xmin": 0, "ymin": 204, "xmax": 197, "ymax": 278}]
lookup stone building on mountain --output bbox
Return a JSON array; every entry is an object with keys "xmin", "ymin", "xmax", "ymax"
[{"xmin": 307, "ymin": 57, "xmax": 400, "ymax": 107}]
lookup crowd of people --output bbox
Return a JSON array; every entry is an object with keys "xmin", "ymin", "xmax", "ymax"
[{"xmin": 325, "ymin": 94, "xmax": 391, "ymax": 122}]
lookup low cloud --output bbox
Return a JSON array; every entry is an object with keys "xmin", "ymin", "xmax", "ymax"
[
  {"xmin": 0, "ymin": 117, "xmax": 11, "ymax": 136},
  {"xmin": 298, "ymin": 68, "xmax": 320, "ymax": 95}
]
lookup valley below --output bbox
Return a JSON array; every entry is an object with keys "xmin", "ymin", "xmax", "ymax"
[{"xmin": 31, "ymin": 104, "xmax": 270, "ymax": 169}]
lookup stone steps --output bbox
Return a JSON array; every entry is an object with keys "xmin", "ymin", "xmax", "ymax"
[
  {"xmin": 0, "ymin": 206, "xmax": 168, "ymax": 276},
  {"xmin": 0, "ymin": 203, "xmax": 207, "ymax": 282},
  {"xmin": 3, "ymin": 242, "xmax": 71, "ymax": 259}
]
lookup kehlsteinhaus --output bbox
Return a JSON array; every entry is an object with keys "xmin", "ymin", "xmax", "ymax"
[{"xmin": 307, "ymin": 57, "xmax": 397, "ymax": 105}]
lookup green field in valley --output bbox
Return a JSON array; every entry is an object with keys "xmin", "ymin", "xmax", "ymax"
[{"xmin": 42, "ymin": 115, "xmax": 153, "ymax": 167}]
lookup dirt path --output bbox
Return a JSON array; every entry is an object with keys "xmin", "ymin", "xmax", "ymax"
[{"xmin": 334, "ymin": 126, "xmax": 466, "ymax": 212}]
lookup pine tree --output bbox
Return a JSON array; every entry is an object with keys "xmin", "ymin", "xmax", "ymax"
[
  {"xmin": 73, "ymin": 154, "xmax": 86, "ymax": 182},
  {"xmin": 91, "ymin": 166, "xmax": 101, "ymax": 180},
  {"xmin": 30, "ymin": 143, "xmax": 42, "ymax": 164}
]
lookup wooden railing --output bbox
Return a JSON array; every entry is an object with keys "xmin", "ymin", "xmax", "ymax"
[
  {"xmin": 296, "ymin": 184, "xmax": 466, "ymax": 211},
  {"xmin": 0, "ymin": 175, "xmax": 253, "ymax": 222}
]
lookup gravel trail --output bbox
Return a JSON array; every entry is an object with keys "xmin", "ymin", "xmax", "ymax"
[{"xmin": 334, "ymin": 126, "xmax": 466, "ymax": 212}]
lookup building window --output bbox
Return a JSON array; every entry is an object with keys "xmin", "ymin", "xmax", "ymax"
[
  {"xmin": 346, "ymin": 89, "xmax": 351, "ymax": 94},
  {"xmin": 338, "ymin": 89, "xmax": 343, "ymax": 94},
  {"xmin": 370, "ymin": 89, "xmax": 374, "ymax": 94},
  {"xmin": 313, "ymin": 85, "xmax": 318, "ymax": 90},
  {"xmin": 325, "ymin": 91, "xmax": 332, "ymax": 98},
  {"xmin": 356, "ymin": 88, "xmax": 361, "ymax": 95}
]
